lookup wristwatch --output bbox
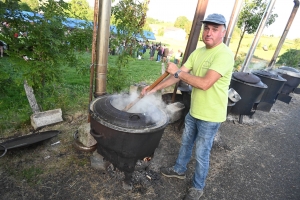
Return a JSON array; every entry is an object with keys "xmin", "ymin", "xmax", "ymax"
[{"xmin": 174, "ymin": 70, "xmax": 182, "ymax": 78}]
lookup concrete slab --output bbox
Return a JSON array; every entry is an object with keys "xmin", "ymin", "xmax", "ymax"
[
  {"xmin": 166, "ymin": 102, "xmax": 185, "ymax": 123},
  {"xmin": 30, "ymin": 108, "xmax": 63, "ymax": 129}
]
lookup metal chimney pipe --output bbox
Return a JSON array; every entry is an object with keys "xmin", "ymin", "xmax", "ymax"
[
  {"xmin": 94, "ymin": 0, "xmax": 111, "ymax": 97},
  {"xmin": 240, "ymin": 0, "xmax": 277, "ymax": 72},
  {"xmin": 267, "ymin": 0, "xmax": 299, "ymax": 69},
  {"xmin": 223, "ymin": 0, "xmax": 244, "ymax": 46}
]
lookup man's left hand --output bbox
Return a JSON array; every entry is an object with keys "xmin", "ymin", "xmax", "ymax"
[{"xmin": 166, "ymin": 62, "xmax": 179, "ymax": 75}]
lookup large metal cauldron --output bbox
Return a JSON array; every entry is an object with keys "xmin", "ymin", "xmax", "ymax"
[
  {"xmin": 89, "ymin": 94, "xmax": 168, "ymax": 185},
  {"xmin": 229, "ymin": 72, "xmax": 268, "ymax": 123},
  {"xmin": 252, "ymin": 69, "xmax": 287, "ymax": 112},
  {"xmin": 275, "ymin": 66, "xmax": 300, "ymax": 104}
]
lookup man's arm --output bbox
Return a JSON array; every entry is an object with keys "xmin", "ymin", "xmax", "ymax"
[{"xmin": 167, "ymin": 63, "xmax": 221, "ymax": 91}]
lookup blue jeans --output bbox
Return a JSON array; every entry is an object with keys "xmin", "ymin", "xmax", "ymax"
[
  {"xmin": 173, "ymin": 112, "xmax": 221, "ymax": 190},
  {"xmin": 157, "ymin": 55, "xmax": 161, "ymax": 61}
]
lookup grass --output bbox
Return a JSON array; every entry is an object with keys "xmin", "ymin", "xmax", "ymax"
[{"xmin": 21, "ymin": 166, "xmax": 43, "ymax": 184}]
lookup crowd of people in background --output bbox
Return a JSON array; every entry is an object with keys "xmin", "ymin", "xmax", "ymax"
[
  {"xmin": 107, "ymin": 36, "xmax": 183, "ymax": 65},
  {"xmin": 148, "ymin": 42, "xmax": 183, "ymax": 65}
]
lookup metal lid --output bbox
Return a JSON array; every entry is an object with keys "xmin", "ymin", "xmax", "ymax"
[
  {"xmin": 279, "ymin": 66, "xmax": 300, "ymax": 73},
  {"xmin": 232, "ymin": 72, "xmax": 261, "ymax": 84},
  {"xmin": 276, "ymin": 66, "xmax": 300, "ymax": 78},
  {"xmin": 90, "ymin": 95, "xmax": 168, "ymax": 132},
  {"xmin": 232, "ymin": 78, "xmax": 267, "ymax": 88},
  {"xmin": 252, "ymin": 69, "xmax": 286, "ymax": 81}
]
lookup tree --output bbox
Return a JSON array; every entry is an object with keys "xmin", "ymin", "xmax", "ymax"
[
  {"xmin": 143, "ymin": 21, "xmax": 152, "ymax": 32},
  {"xmin": 157, "ymin": 27, "xmax": 164, "ymax": 36},
  {"xmin": 67, "ymin": 0, "xmax": 93, "ymax": 20},
  {"xmin": 235, "ymin": 0, "xmax": 277, "ymax": 60},
  {"xmin": 19, "ymin": 0, "xmax": 39, "ymax": 11},
  {"xmin": 109, "ymin": 0, "xmax": 148, "ymax": 92},
  {"xmin": 184, "ymin": 20, "xmax": 192, "ymax": 37},
  {"xmin": 174, "ymin": 16, "xmax": 189, "ymax": 29},
  {"xmin": 146, "ymin": 17, "xmax": 162, "ymax": 24},
  {"xmin": 174, "ymin": 16, "xmax": 192, "ymax": 37},
  {"xmin": 0, "ymin": 0, "xmax": 91, "ymax": 109},
  {"xmin": 277, "ymin": 49, "xmax": 300, "ymax": 68}
]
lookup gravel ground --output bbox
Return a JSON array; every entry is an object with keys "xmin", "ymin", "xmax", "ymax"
[{"xmin": 0, "ymin": 93, "xmax": 299, "ymax": 200}]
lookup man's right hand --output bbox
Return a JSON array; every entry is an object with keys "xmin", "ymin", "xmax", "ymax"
[{"xmin": 141, "ymin": 85, "xmax": 156, "ymax": 96}]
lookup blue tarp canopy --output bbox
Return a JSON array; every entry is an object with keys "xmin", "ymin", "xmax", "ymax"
[
  {"xmin": 5, "ymin": 10, "xmax": 43, "ymax": 23},
  {"xmin": 21, "ymin": 11, "xmax": 43, "ymax": 22},
  {"xmin": 5, "ymin": 10, "xmax": 155, "ymax": 40},
  {"xmin": 110, "ymin": 25, "xmax": 118, "ymax": 34},
  {"xmin": 137, "ymin": 30, "xmax": 156, "ymax": 41},
  {"xmin": 5, "ymin": 10, "xmax": 92, "ymax": 29},
  {"xmin": 62, "ymin": 17, "xmax": 93, "ymax": 29},
  {"xmin": 110, "ymin": 25, "xmax": 156, "ymax": 40}
]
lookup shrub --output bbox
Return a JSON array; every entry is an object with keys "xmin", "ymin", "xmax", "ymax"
[{"xmin": 277, "ymin": 49, "xmax": 300, "ymax": 67}]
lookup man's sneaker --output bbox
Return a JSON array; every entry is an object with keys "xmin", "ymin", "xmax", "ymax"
[
  {"xmin": 160, "ymin": 167, "xmax": 186, "ymax": 179},
  {"xmin": 184, "ymin": 187, "xmax": 203, "ymax": 200}
]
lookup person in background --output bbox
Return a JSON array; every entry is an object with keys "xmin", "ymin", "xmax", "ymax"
[
  {"xmin": 161, "ymin": 44, "xmax": 165, "ymax": 57},
  {"xmin": 162, "ymin": 46, "xmax": 169, "ymax": 63},
  {"xmin": 174, "ymin": 49, "xmax": 182, "ymax": 65},
  {"xmin": 156, "ymin": 45, "xmax": 162, "ymax": 62},
  {"xmin": 142, "ymin": 13, "xmax": 234, "ymax": 200},
  {"xmin": 142, "ymin": 42, "xmax": 147, "ymax": 55},
  {"xmin": 149, "ymin": 43, "xmax": 156, "ymax": 60}
]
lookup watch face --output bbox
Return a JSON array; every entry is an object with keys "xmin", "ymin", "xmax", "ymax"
[{"xmin": 174, "ymin": 70, "xmax": 181, "ymax": 78}]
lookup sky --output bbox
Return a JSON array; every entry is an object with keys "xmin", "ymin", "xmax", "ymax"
[{"xmin": 87, "ymin": 0, "xmax": 300, "ymax": 39}]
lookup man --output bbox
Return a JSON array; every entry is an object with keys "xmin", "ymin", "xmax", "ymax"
[{"xmin": 142, "ymin": 13, "xmax": 234, "ymax": 200}]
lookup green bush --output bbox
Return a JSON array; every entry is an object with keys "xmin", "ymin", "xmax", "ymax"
[{"xmin": 277, "ymin": 49, "xmax": 300, "ymax": 67}]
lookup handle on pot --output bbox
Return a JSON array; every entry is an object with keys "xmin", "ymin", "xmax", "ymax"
[{"xmin": 90, "ymin": 129, "xmax": 104, "ymax": 138}]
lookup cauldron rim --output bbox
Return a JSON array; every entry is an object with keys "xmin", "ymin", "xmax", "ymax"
[
  {"xmin": 276, "ymin": 67, "xmax": 300, "ymax": 78},
  {"xmin": 252, "ymin": 70, "xmax": 287, "ymax": 82},
  {"xmin": 90, "ymin": 95, "xmax": 169, "ymax": 133},
  {"xmin": 90, "ymin": 112, "xmax": 169, "ymax": 133}
]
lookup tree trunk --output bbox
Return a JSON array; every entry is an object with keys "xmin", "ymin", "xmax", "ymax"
[{"xmin": 234, "ymin": 30, "xmax": 246, "ymax": 60}]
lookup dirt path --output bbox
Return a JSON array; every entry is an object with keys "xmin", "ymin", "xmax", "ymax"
[{"xmin": 1, "ymin": 94, "xmax": 300, "ymax": 200}]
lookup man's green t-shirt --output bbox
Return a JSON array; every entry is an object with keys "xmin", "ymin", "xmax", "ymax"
[{"xmin": 184, "ymin": 43, "xmax": 234, "ymax": 122}]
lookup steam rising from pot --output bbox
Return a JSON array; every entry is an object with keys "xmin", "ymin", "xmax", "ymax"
[{"xmin": 110, "ymin": 92, "xmax": 167, "ymax": 123}]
